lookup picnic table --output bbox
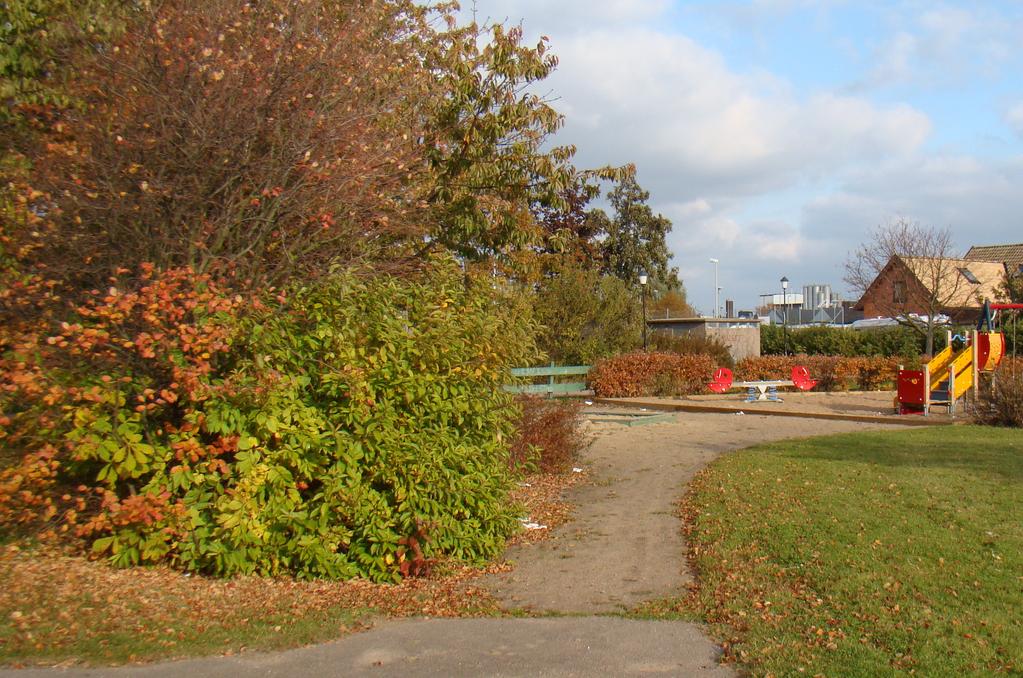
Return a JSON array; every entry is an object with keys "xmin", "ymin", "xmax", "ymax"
[{"xmin": 708, "ymin": 366, "xmax": 817, "ymax": 402}]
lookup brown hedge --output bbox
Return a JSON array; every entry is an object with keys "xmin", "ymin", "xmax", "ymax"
[
  {"xmin": 735, "ymin": 355, "xmax": 902, "ymax": 391},
  {"xmin": 589, "ymin": 351, "xmax": 715, "ymax": 397},
  {"xmin": 590, "ymin": 352, "xmax": 906, "ymax": 398},
  {"xmin": 509, "ymin": 396, "xmax": 586, "ymax": 473}
]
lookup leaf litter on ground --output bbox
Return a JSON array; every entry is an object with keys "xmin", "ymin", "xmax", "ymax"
[{"xmin": 0, "ymin": 469, "xmax": 584, "ymax": 667}]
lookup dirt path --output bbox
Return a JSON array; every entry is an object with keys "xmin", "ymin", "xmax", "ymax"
[
  {"xmin": 484, "ymin": 411, "xmax": 900, "ymax": 614},
  {"xmin": 5, "ymin": 412, "xmax": 903, "ymax": 677}
]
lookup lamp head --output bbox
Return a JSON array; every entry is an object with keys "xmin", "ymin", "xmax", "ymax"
[
  {"xmin": 780, "ymin": 276, "xmax": 789, "ymax": 290},
  {"xmin": 639, "ymin": 271, "xmax": 648, "ymax": 286}
]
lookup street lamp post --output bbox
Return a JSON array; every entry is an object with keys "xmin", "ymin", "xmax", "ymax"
[
  {"xmin": 709, "ymin": 258, "xmax": 719, "ymax": 317},
  {"xmin": 639, "ymin": 271, "xmax": 648, "ymax": 350},
  {"xmin": 780, "ymin": 276, "xmax": 789, "ymax": 356}
]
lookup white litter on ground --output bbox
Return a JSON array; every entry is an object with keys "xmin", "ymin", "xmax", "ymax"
[
  {"xmin": 584, "ymin": 400, "xmax": 594, "ymax": 405},
  {"xmin": 518, "ymin": 518, "xmax": 548, "ymax": 530},
  {"xmin": 572, "ymin": 467, "xmax": 583, "ymax": 473}
]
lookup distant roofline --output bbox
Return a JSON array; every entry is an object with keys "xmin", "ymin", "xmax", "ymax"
[
  {"xmin": 967, "ymin": 242, "xmax": 1023, "ymax": 249},
  {"xmin": 647, "ymin": 317, "xmax": 762, "ymax": 324}
]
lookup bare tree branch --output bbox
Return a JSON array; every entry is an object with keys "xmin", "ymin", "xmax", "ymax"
[{"xmin": 845, "ymin": 218, "xmax": 965, "ymax": 355}]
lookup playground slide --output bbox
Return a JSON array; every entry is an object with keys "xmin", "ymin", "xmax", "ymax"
[
  {"xmin": 924, "ymin": 344, "xmax": 954, "ymax": 386},
  {"xmin": 897, "ymin": 328, "xmax": 1006, "ymax": 415},
  {"xmin": 927, "ymin": 344, "xmax": 973, "ymax": 404}
]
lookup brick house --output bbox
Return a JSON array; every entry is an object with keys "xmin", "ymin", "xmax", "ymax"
[{"xmin": 854, "ymin": 255, "xmax": 1006, "ymax": 322}]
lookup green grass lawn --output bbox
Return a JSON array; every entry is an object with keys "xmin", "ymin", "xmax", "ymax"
[{"xmin": 682, "ymin": 425, "xmax": 1022, "ymax": 677}]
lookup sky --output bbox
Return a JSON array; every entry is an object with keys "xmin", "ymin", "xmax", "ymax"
[{"xmin": 455, "ymin": 1, "xmax": 1023, "ymax": 315}]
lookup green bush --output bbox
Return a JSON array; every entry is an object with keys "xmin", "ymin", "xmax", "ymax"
[
  {"xmin": 193, "ymin": 265, "xmax": 537, "ymax": 580},
  {"xmin": 760, "ymin": 324, "xmax": 786, "ymax": 355},
  {"xmin": 533, "ymin": 263, "xmax": 642, "ymax": 365},
  {"xmin": 1, "ymin": 261, "xmax": 537, "ymax": 581},
  {"xmin": 761, "ymin": 324, "xmax": 939, "ymax": 358},
  {"xmin": 788, "ymin": 325, "xmax": 855, "ymax": 356},
  {"xmin": 1001, "ymin": 315, "xmax": 1021, "ymax": 356}
]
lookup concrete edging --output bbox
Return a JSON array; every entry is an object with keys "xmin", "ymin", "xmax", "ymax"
[{"xmin": 592, "ymin": 398, "xmax": 954, "ymax": 427}]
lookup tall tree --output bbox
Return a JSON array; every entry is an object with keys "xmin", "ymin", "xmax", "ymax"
[
  {"xmin": 528, "ymin": 177, "xmax": 608, "ymax": 277},
  {"xmin": 532, "ymin": 262, "xmax": 642, "ymax": 364},
  {"xmin": 844, "ymin": 219, "xmax": 966, "ymax": 355},
  {"xmin": 1, "ymin": 1, "xmax": 123, "ymax": 119},
  {"xmin": 596, "ymin": 175, "xmax": 681, "ymax": 290},
  {"xmin": 4, "ymin": 0, "xmax": 614, "ymax": 294},
  {"xmin": 424, "ymin": 22, "xmax": 586, "ymax": 263},
  {"xmin": 647, "ymin": 289, "xmax": 694, "ymax": 319},
  {"xmin": 1003, "ymin": 269, "xmax": 1023, "ymax": 303}
]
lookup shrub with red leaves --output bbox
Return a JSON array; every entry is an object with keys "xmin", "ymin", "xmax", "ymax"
[
  {"xmin": 735, "ymin": 355, "xmax": 900, "ymax": 391},
  {"xmin": 589, "ymin": 351, "xmax": 715, "ymax": 398},
  {"xmin": 509, "ymin": 396, "xmax": 585, "ymax": 473}
]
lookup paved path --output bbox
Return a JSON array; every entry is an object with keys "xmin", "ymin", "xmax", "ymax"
[
  {"xmin": 4, "ymin": 413, "xmax": 899, "ymax": 677},
  {"xmin": 483, "ymin": 412, "xmax": 899, "ymax": 614},
  {"xmin": 2, "ymin": 619, "xmax": 733, "ymax": 677}
]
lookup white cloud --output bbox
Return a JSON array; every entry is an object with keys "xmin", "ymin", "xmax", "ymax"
[
  {"xmin": 919, "ymin": 7, "xmax": 976, "ymax": 45},
  {"xmin": 550, "ymin": 28, "xmax": 930, "ymax": 203},
  {"xmin": 803, "ymin": 154, "xmax": 1023, "ymax": 253},
  {"xmin": 667, "ymin": 198, "xmax": 713, "ymax": 219},
  {"xmin": 533, "ymin": 22, "xmax": 932, "ymax": 303},
  {"xmin": 855, "ymin": 5, "xmax": 1019, "ymax": 90},
  {"xmin": 749, "ymin": 222, "xmax": 802, "ymax": 262},
  {"xmin": 459, "ymin": 0, "xmax": 669, "ymax": 33},
  {"xmin": 866, "ymin": 32, "xmax": 918, "ymax": 87},
  {"xmin": 455, "ymin": 1, "xmax": 1023, "ymax": 306}
]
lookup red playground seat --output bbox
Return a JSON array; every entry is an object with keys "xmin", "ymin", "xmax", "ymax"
[
  {"xmin": 708, "ymin": 367, "xmax": 733, "ymax": 393},
  {"xmin": 791, "ymin": 365, "xmax": 817, "ymax": 391}
]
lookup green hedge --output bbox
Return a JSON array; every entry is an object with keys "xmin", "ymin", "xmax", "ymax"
[{"xmin": 761, "ymin": 324, "xmax": 946, "ymax": 357}]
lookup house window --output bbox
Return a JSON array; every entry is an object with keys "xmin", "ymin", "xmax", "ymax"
[
  {"xmin": 958, "ymin": 267, "xmax": 980, "ymax": 284},
  {"xmin": 892, "ymin": 280, "xmax": 906, "ymax": 304}
]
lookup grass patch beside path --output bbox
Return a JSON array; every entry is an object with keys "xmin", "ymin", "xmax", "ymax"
[{"xmin": 679, "ymin": 425, "xmax": 1022, "ymax": 676}]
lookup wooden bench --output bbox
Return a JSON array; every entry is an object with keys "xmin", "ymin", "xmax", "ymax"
[{"xmin": 504, "ymin": 363, "xmax": 591, "ymax": 397}]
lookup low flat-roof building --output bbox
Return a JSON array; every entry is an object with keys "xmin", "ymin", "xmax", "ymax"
[{"xmin": 647, "ymin": 317, "xmax": 761, "ymax": 362}]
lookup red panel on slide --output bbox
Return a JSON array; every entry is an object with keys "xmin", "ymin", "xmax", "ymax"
[{"xmin": 898, "ymin": 370, "xmax": 926, "ymax": 405}]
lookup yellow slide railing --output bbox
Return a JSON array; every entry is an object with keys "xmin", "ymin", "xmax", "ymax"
[
  {"xmin": 948, "ymin": 348, "xmax": 974, "ymax": 401},
  {"xmin": 926, "ymin": 344, "xmax": 954, "ymax": 384}
]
